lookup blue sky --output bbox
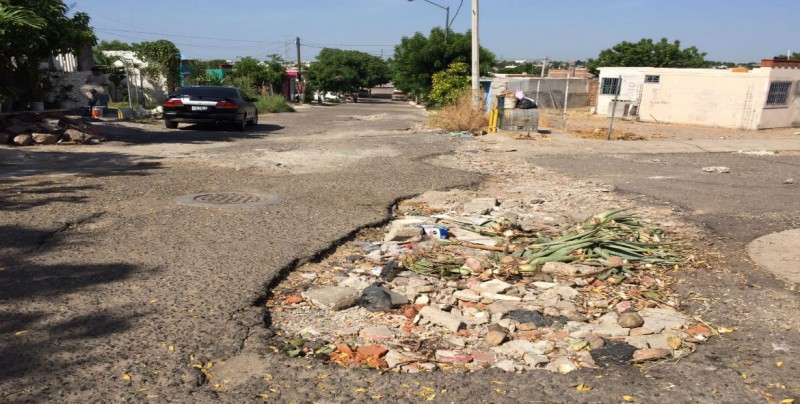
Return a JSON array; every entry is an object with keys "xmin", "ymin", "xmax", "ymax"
[{"xmin": 74, "ymin": 0, "xmax": 800, "ymax": 63}]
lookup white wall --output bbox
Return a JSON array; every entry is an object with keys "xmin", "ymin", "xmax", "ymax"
[
  {"xmin": 638, "ymin": 68, "xmax": 770, "ymax": 130},
  {"xmin": 760, "ymin": 68, "xmax": 800, "ymax": 129},
  {"xmin": 103, "ymin": 51, "xmax": 169, "ymax": 104},
  {"xmin": 596, "ymin": 68, "xmax": 645, "ymax": 115}
]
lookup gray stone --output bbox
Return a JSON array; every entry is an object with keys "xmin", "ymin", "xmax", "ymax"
[
  {"xmin": 414, "ymin": 295, "xmax": 430, "ymax": 305},
  {"xmin": 486, "ymin": 301, "xmax": 519, "ymax": 315},
  {"xmin": 492, "ymin": 340, "xmax": 540, "ymax": 357},
  {"xmin": 300, "ymin": 286, "xmax": 360, "ymax": 310},
  {"xmin": 480, "ymin": 292, "xmax": 521, "ymax": 302},
  {"xmin": 633, "ymin": 348, "xmax": 671, "ymax": 361},
  {"xmin": 531, "ymin": 340, "xmax": 555, "ymax": 354},
  {"xmin": 338, "ymin": 276, "xmax": 370, "ymax": 290},
  {"xmin": 545, "ymin": 356, "xmax": 577, "ymax": 374},
  {"xmin": 523, "ymin": 353, "xmax": 549, "ymax": 367},
  {"xmin": 702, "ymin": 166, "xmax": 730, "ymax": 174},
  {"xmin": 0, "ymin": 132, "xmax": 12, "ymax": 144},
  {"xmin": 585, "ymin": 333, "xmax": 605, "ymax": 350},
  {"xmin": 446, "ymin": 336, "xmax": 467, "ymax": 348},
  {"xmin": 448, "ymin": 227, "xmax": 498, "ymax": 246},
  {"xmin": 590, "ymin": 313, "xmax": 631, "ymax": 337},
  {"xmin": 388, "ymin": 290, "xmax": 409, "ymax": 306},
  {"xmin": 456, "ymin": 308, "xmax": 490, "ymax": 325},
  {"xmin": 485, "ymin": 330, "xmax": 507, "ymax": 346},
  {"xmin": 12, "ymin": 134, "xmax": 32, "ymax": 146},
  {"xmin": 31, "ymin": 132, "xmax": 58, "ymax": 145},
  {"xmin": 783, "ymin": 178, "xmax": 795, "ymax": 184},
  {"xmin": 618, "ymin": 312, "xmax": 645, "ymax": 328},
  {"xmin": 639, "ymin": 308, "xmax": 689, "ymax": 332},
  {"xmin": 64, "ymin": 128, "xmax": 88, "ymax": 143},
  {"xmin": 645, "ymin": 334, "xmax": 673, "ymax": 350},
  {"xmin": 419, "ymin": 306, "xmax": 463, "ymax": 332},
  {"xmin": 453, "ymin": 289, "xmax": 482, "ymax": 302},
  {"xmin": 385, "ymin": 349, "xmax": 408, "ymax": 368},
  {"xmin": 359, "ymin": 325, "xmax": 396, "ymax": 341},
  {"xmin": 384, "ymin": 226, "xmax": 422, "ymax": 242},
  {"xmin": 624, "ymin": 335, "xmax": 649, "ymax": 349},
  {"xmin": 474, "ymin": 279, "xmax": 511, "ymax": 294},
  {"xmin": 463, "ymin": 197, "xmax": 497, "ymax": 214},
  {"xmin": 552, "ymin": 286, "xmax": 579, "ymax": 300},
  {"xmin": 494, "ymin": 359, "xmax": 519, "ymax": 372}
]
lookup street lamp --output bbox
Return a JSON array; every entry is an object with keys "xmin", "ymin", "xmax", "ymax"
[{"xmin": 407, "ymin": 0, "xmax": 451, "ymax": 45}]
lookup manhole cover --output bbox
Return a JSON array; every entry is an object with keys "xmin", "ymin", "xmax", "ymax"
[{"xmin": 176, "ymin": 192, "xmax": 280, "ymax": 208}]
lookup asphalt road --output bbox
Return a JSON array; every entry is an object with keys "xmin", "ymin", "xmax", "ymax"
[
  {"xmin": 530, "ymin": 152, "xmax": 800, "ymax": 245},
  {"xmin": 1, "ymin": 97, "xmax": 799, "ymax": 403}
]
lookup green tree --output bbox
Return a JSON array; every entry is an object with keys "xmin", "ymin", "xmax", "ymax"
[
  {"xmin": 307, "ymin": 48, "xmax": 389, "ymax": 95},
  {"xmin": 427, "ymin": 61, "xmax": 470, "ymax": 108},
  {"xmin": 135, "ymin": 39, "xmax": 181, "ymax": 92},
  {"xmin": 392, "ymin": 28, "xmax": 496, "ymax": 101},
  {"xmin": 95, "ymin": 40, "xmax": 135, "ymax": 51},
  {"xmin": 587, "ymin": 38, "xmax": 706, "ymax": 75},
  {"xmin": 0, "ymin": 0, "xmax": 95, "ymax": 102}
]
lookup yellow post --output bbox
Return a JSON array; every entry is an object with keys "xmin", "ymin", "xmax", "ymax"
[{"xmin": 488, "ymin": 108, "xmax": 498, "ymax": 133}]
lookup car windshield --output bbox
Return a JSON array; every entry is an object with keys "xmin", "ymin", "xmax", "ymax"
[{"xmin": 175, "ymin": 87, "xmax": 239, "ymax": 99}]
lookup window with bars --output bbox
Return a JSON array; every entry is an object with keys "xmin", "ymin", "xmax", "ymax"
[
  {"xmin": 601, "ymin": 77, "xmax": 620, "ymax": 95},
  {"xmin": 645, "ymin": 75, "xmax": 660, "ymax": 83},
  {"xmin": 766, "ymin": 81, "xmax": 791, "ymax": 105}
]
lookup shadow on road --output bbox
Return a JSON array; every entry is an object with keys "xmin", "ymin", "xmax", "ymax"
[
  {"xmin": 0, "ymin": 223, "xmax": 141, "ymax": 386},
  {"xmin": 0, "ymin": 149, "xmax": 164, "ymax": 179},
  {"xmin": 100, "ymin": 122, "xmax": 284, "ymax": 145}
]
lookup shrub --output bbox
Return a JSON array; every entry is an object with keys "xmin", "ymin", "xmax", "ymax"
[
  {"xmin": 426, "ymin": 90, "xmax": 487, "ymax": 132},
  {"xmin": 426, "ymin": 62, "xmax": 470, "ymax": 109},
  {"xmin": 255, "ymin": 95, "xmax": 295, "ymax": 113}
]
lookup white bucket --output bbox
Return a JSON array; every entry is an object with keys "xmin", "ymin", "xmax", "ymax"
[{"xmin": 504, "ymin": 97, "xmax": 517, "ymax": 109}]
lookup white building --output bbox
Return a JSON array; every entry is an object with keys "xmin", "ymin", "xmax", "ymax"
[{"xmin": 596, "ymin": 59, "xmax": 800, "ymax": 130}]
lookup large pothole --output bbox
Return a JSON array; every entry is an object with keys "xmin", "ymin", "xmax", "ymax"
[{"xmin": 262, "ymin": 193, "xmax": 723, "ymax": 374}]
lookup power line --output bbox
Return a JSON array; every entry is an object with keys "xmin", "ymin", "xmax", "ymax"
[{"xmin": 94, "ymin": 26, "xmax": 286, "ymax": 45}]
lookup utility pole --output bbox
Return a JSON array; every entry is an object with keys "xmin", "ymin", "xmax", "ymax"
[
  {"xmin": 540, "ymin": 57, "xmax": 549, "ymax": 78},
  {"xmin": 607, "ymin": 75, "xmax": 622, "ymax": 140},
  {"xmin": 295, "ymin": 37, "xmax": 303, "ymax": 102},
  {"xmin": 471, "ymin": 0, "xmax": 480, "ymax": 107}
]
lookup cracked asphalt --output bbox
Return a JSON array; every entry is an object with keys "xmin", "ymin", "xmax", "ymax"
[{"xmin": 1, "ymin": 94, "xmax": 799, "ymax": 403}]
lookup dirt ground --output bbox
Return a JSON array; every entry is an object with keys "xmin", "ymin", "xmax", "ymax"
[{"xmin": 537, "ymin": 108, "xmax": 800, "ymax": 141}]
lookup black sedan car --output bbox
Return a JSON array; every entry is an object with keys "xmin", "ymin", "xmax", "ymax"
[{"xmin": 162, "ymin": 86, "xmax": 258, "ymax": 130}]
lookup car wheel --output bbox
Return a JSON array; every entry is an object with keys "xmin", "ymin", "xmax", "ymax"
[
  {"xmin": 233, "ymin": 114, "xmax": 246, "ymax": 131},
  {"xmin": 248, "ymin": 110, "xmax": 258, "ymax": 126},
  {"xmin": 165, "ymin": 120, "xmax": 178, "ymax": 129}
]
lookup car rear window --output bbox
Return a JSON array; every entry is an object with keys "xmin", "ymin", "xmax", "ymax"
[{"xmin": 175, "ymin": 87, "xmax": 239, "ymax": 99}]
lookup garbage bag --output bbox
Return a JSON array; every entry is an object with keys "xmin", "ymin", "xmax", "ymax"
[
  {"xmin": 516, "ymin": 97, "xmax": 537, "ymax": 109},
  {"xmin": 359, "ymin": 283, "xmax": 393, "ymax": 312}
]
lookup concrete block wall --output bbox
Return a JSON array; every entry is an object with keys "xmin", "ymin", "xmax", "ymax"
[{"xmin": 489, "ymin": 77, "xmax": 592, "ymax": 109}]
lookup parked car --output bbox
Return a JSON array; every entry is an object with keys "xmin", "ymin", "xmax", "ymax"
[
  {"xmin": 391, "ymin": 89, "xmax": 408, "ymax": 101},
  {"xmin": 162, "ymin": 86, "xmax": 258, "ymax": 130}
]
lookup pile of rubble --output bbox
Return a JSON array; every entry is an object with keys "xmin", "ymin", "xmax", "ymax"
[
  {"xmin": 266, "ymin": 196, "xmax": 720, "ymax": 374},
  {"xmin": 0, "ymin": 113, "xmax": 104, "ymax": 146}
]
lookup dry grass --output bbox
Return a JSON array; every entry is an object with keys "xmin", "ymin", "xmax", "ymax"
[{"xmin": 426, "ymin": 91, "xmax": 488, "ymax": 132}]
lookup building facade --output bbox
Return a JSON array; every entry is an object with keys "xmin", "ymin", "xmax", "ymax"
[{"xmin": 596, "ymin": 59, "xmax": 800, "ymax": 130}]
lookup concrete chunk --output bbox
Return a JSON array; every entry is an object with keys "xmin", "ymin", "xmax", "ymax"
[
  {"xmin": 301, "ymin": 286, "xmax": 360, "ymax": 310},
  {"xmin": 419, "ymin": 306, "xmax": 463, "ymax": 332}
]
